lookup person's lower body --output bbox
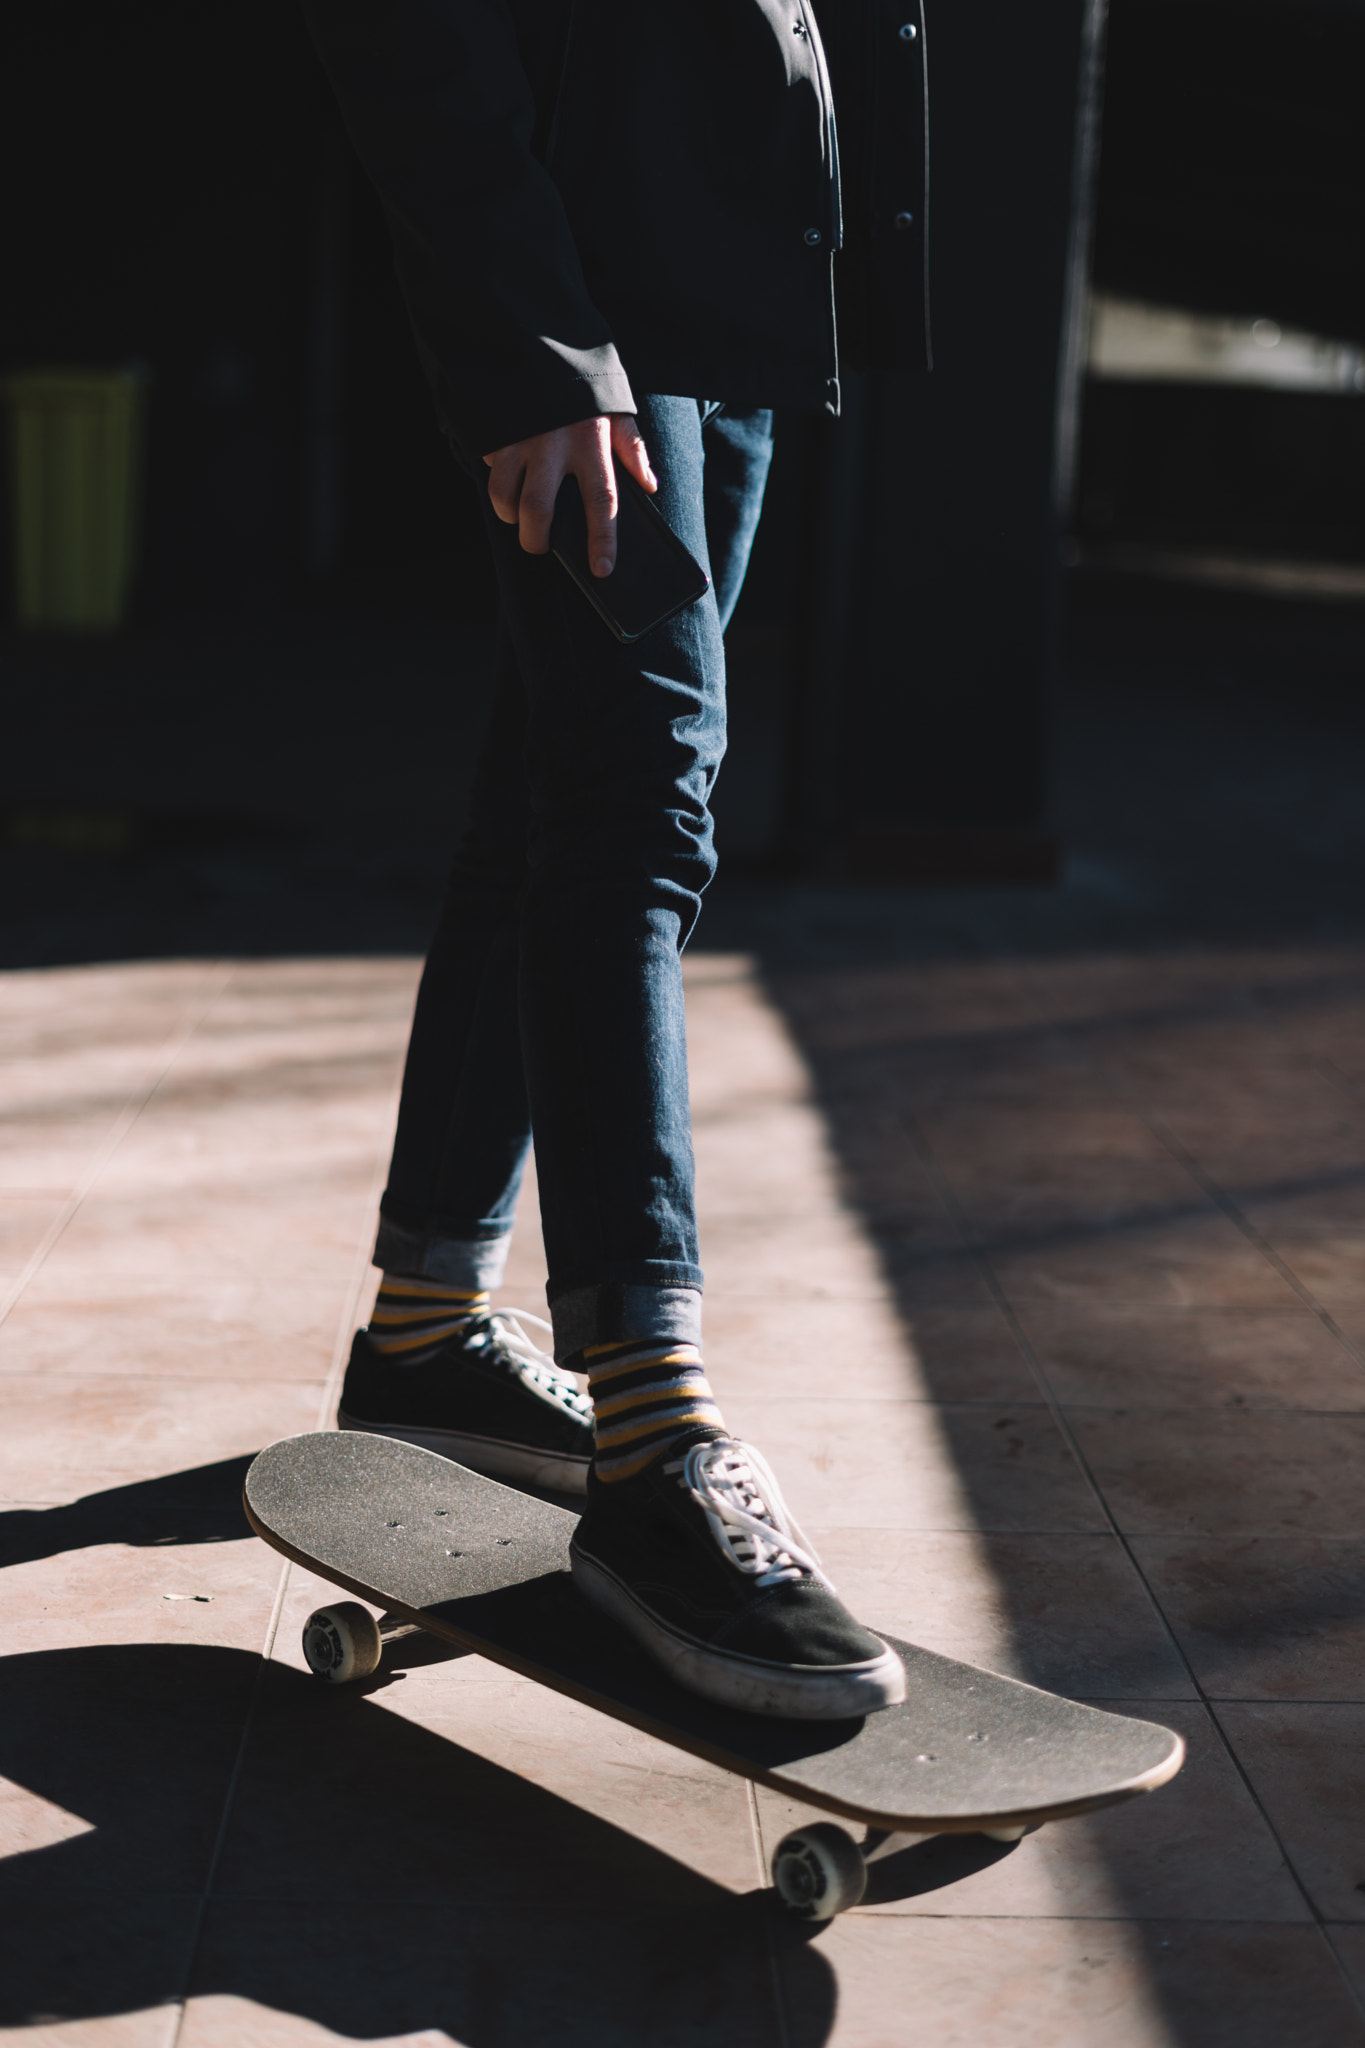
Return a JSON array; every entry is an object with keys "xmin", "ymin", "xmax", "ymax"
[{"xmin": 339, "ymin": 397, "xmax": 905, "ymax": 1716}]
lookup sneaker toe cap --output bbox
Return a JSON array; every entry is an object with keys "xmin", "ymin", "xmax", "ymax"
[{"xmin": 713, "ymin": 1582, "xmax": 892, "ymax": 1670}]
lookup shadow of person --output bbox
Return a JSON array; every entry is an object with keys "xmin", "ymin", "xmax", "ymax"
[
  {"xmin": 0, "ymin": 1642, "xmax": 838, "ymax": 2044},
  {"xmin": 0, "ymin": 1453, "xmax": 590, "ymax": 1574},
  {"xmin": 0, "ymin": 1456, "xmax": 254, "ymax": 1567}
]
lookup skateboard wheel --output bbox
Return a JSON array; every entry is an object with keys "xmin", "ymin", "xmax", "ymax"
[
  {"xmin": 980, "ymin": 1824, "xmax": 1028, "ymax": 1843},
  {"xmin": 302, "ymin": 1602, "xmax": 382, "ymax": 1685},
  {"xmin": 771, "ymin": 1823, "xmax": 868, "ymax": 1921}
]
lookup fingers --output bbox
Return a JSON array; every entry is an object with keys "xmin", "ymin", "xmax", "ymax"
[
  {"xmin": 481, "ymin": 414, "xmax": 643, "ymax": 571},
  {"xmin": 514, "ymin": 449, "xmax": 573, "ymax": 559},
  {"xmin": 611, "ymin": 414, "xmax": 658, "ymax": 495},
  {"xmin": 483, "ymin": 432, "xmax": 572, "ymax": 552},
  {"xmin": 576, "ymin": 422, "xmax": 619, "ymax": 576},
  {"xmin": 484, "ymin": 446, "xmax": 526, "ymax": 528}
]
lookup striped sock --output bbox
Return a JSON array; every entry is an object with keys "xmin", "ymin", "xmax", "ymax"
[
  {"xmin": 586, "ymin": 1339, "xmax": 726, "ymax": 1482},
  {"xmin": 366, "ymin": 1274, "xmax": 490, "ymax": 1365}
]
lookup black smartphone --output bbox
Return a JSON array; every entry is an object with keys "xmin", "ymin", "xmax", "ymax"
[{"xmin": 550, "ymin": 457, "xmax": 710, "ymax": 643}]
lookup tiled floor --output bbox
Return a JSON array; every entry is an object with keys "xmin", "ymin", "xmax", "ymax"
[{"xmin": 4, "ymin": 939, "xmax": 1365, "ymax": 2044}]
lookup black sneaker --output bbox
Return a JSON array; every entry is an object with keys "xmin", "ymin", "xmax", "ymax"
[
  {"xmin": 337, "ymin": 1310, "xmax": 594, "ymax": 1493},
  {"xmin": 569, "ymin": 1435, "xmax": 906, "ymax": 1719}
]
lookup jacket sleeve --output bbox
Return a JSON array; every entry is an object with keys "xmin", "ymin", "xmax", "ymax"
[{"xmin": 301, "ymin": 0, "xmax": 637, "ymax": 457}]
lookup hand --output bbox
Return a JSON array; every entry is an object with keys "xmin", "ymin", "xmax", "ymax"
[{"xmin": 483, "ymin": 413, "xmax": 656, "ymax": 576}]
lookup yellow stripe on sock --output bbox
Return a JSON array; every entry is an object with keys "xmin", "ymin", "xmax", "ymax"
[
  {"xmin": 594, "ymin": 1405, "xmax": 720, "ymax": 1450},
  {"xmin": 377, "ymin": 1280, "xmax": 486, "ymax": 1302},
  {"xmin": 585, "ymin": 1345, "xmax": 702, "ymax": 1385},
  {"xmin": 370, "ymin": 1323, "xmax": 474, "ymax": 1355},
  {"xmin": 597, "ymin": 1439, "xmax": 696, "ymax": 1482},
  {"xmin": 592, "ymin": 1376, "xmax": 715, "ymax": 1420}
]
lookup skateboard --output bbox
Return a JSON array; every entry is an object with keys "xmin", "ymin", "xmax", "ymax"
[{"xmin": 243, "ymin": 1431, "xmax": 1185, "ymax": 1921}]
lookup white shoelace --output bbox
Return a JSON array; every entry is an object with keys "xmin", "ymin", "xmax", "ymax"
[
  {"xmin": 466, "ymin": 1307, "xmax": 593, "ymax": 1424},
  {"xmin": 670, "ymin": 1438, "xmax": 835, "ymax": 1593}
]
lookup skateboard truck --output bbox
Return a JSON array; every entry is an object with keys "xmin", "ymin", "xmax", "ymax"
[{"xmin": 769, "ymin": 1820, "xmax": 1030, "ymax": 1921}]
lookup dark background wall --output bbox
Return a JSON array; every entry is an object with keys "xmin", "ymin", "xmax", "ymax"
[
  {"xmin": 0, "ymin": 2, "xmax": 493, "ymax": 623},
  {"xmin": 773, "ymin": 0, "xmax": 1102, "ymax": 877},
  {"xmin": 1077, "ymin": 0, "xmax": 1365, "ymax": 564},
  {"xmin": 1094, "ymin": 0, "xmax": 1365, "ymax": 337},
  {"xmin": 712, "ymin": 0, "xmax": 1107, "ymax": 879},
  {"xmin": 3, "ymin": 0, "xmax": 1364, "ymax": 908}
]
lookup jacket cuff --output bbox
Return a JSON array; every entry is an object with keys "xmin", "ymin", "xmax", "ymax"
[{"xmin": 418, "ymin": 339, "xmax": 637, "ymax": 464}]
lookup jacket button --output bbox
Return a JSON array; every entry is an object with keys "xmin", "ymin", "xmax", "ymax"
[
  {"xmin": 894, "ymin": 212, "xmax": 915, "ymax": 231},
  {"xmin": 899, "ymin": 21, "xmax": 918, "ymax": 38},
  {"xmin": 803, "ymin": 227, "xmax": 822, "ymax": 246}
]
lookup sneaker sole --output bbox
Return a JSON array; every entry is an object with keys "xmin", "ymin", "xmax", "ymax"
[
  {"xmin": 337, "ymin": 1409, "xmax": 589, "ymax": 1496},
  {"xmin": 569, "ymin": 1544, "xmax": 907, "ymax": 1720}
]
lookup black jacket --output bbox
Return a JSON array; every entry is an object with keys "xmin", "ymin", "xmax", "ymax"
[{"xmin": 302, "ymin": 0, "xmax": 929, "ymax": 457}]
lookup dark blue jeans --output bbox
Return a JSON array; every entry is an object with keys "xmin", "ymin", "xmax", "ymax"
[{"xmin": 375, "ymin": 396, "xmax": 774, "ymax": 1361}]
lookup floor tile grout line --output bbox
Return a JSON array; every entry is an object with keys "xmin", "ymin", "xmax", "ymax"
[
  {"xmin": 748, "ymin": 1779, "xmax": 796, "ymax": 2048},
  {"xmin": 1000, "ymin": 970, "xmax": 1365, "ymax": 2015},
  {"xmin": 0, "ymin": 1371, "xmax": 338, "ymax": 1386},
  {"xmin": 1015, "ymin": 974, "xmax": 1365, "ymax": 1916},
  {"xmin": 894, "ymin": 1104, "xmax": 1196, "ymax": 1614},
  {"xmin": 1024, "ymin": 962, "xmax": 1365, "ymax": 1374},
  {"xmin": 1246, "ymin": 970, "xmax": 1365, "ymax": 1137},
  {"xmin": 168, "ymin": 1552, "xmax": 294, "ymax": 2048},
  {"xmin": 1305, "ymin": 1048, "xmax": 1365, "ymax": 1114},
  {"xmin": 163, "ymin": 977, "xmax": 405, "ymax": 2042},
  {"xmin": 1141, "ymin": 1112, "xmax": 1365, "ymax": 1383},
  {"xmin": 891, "ymin": 1074, "xmax": 1351, "ymax": 1986},
  {"xmin": 845, "ymin": 1911, "xmax": 1357, "ymax": 1927},
  {"xmin": 14, "ymin": 1367, "xmax": 1365, "ymax": 1417},
  {"xmin": 1098, "ymin": 1090, "xmax": 1365, "ymax": 2007},
  {"xmin": 12, "ymin": 1884, "xmax": 1355, "ymax": 1926},
  {"xmin": 1199, "ymin": 1700, "xmax": 1365, "ymax": 2022},
  {"xmin": 0, "ymin": 963, "xmax": 235, "ymax": 1335},
  {"xmin": 1187, "ymin": 1698, "xmax": 1365, "ymax": 1708},
  {"xmin": 1321, "ymin": 1924, "xmax": 1365, "ymax": 2005},
  {"xmin": 744, "ymin": 1765, "xmax": 768, "ymax": 1890}
]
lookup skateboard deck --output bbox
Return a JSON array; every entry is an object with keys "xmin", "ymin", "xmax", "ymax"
[{"xmin": 245, "ymin": 1431, "xmax": 1183, "ymax": 1846}]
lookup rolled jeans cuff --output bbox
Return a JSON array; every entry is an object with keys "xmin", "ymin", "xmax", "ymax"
[
  {"xmin": 373, "ymin": 1216, "xmax": 513, "ymax": 1291},
  {"xmin": 549, "ymin": 1282, "xmax": 703, "ymax": 1364}
]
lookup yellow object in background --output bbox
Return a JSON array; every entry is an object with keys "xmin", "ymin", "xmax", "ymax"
[{"xmin": 4, "ymin": 367, "xmax": 147, "ymax": 631}]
